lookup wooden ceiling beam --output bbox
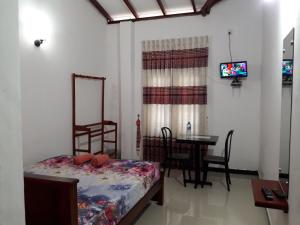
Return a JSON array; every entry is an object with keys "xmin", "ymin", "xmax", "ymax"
[
  {"xmin": 156, "ymin": 0, "xmax": 166, "ymax": 15},
  {"xmin": 123, "ymin": 0, "xmax": 139, "ymax": 19},
  {"xmin": 190, "ymin": 0, "xmax": 197, "ymax": 12},
  {"xmin": 200, "ymin": 0, "xmax": 222, "ymax": 16},
  {"xmin": 109, "ymin": 11, "xmax": 201, "ymax": 24},
  {"xmin": 89, "ymin": 0, "xmax": 224, "ymax": 24},
  {"xmin": 89, "ymin": 0, "xmax": 113, "ymax": 22}
]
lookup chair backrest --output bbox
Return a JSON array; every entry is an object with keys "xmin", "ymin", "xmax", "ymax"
[
  {"xmin": 225, "ymin": 130, "xmax": 234, "ymax": 163},
  {"xmin": 161, "ymin": 127, "xmax": 172, "ymax": 159}
]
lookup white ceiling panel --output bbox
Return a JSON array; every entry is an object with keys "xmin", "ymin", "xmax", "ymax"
[
  {"xmin": 131, "ymin": 0, "xmax": 162, "ymax": 18},
  {"xmin": 195, "ymin": 0, "xmax": 207, "ymax": 10},
  {"xmin": 112, "ymin": 13, "xmax": 135, "ymax": 21},
  {"xmin": 97, "ymin": 0, "xmax": 134, "ymax": 20},
  {"xmin": 163, "ymin": 0, "xmax": 193, "ymax": 14}
]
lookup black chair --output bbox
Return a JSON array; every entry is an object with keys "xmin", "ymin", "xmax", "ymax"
[
  {"xmin": 161, "ymin": 127, "xmax": 192, "ymax": 187},
  {"xmin": 202, "ymin": 130, "xmax": 234, "ymax": 191}
]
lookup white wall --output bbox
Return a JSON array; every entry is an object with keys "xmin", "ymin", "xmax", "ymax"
[
  {"xmin": 260, "ymin": 0, "xmax": 300, "ymax": 224},
  {"xmin": 0, "ymin": 0, "xmax": 25, "ymax": 224},
  {"xmin": 107, "ymin": 0, "xmax": 263, "ymax": 170},
  {"xmin": 119, "ymin": 22, "xmax": 136, "ymax": 159},
  {"xmin": 20, "ymin": 0, "xmax": 111, "ymax": 165}
]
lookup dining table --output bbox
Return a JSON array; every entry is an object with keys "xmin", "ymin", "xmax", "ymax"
[{"xmin": 176, "ymin": 134, "xmax": 219, "ymax": 189}]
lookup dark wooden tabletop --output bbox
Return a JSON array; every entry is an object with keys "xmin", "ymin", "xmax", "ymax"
[
  {"xmin": 251, "ymin": 179, "xmax": 289, "ymax": 211},
  {"xmin": 176, "ymin": 135, "xmax": 219, "ymax": 145}
]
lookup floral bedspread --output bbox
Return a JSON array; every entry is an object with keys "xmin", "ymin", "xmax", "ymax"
[{"xmin": 25, "ymin": 155, "xmax": 160, "ymax": 225}]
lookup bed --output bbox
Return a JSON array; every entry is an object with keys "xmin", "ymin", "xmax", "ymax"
[{"xmin": 24, "ymin": 155, "xmax": 164, "ymax": 225}]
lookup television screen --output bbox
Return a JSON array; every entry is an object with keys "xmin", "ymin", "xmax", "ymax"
[
  {"xmin": 220, "ymin": 61, "xmax": 248, "ymax": 78},
  {"xmin": 282, "ymin": 60, "xmax": 293, "ymax": 76}
]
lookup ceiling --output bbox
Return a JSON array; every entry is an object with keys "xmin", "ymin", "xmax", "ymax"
[{"xmin": 89, "ymin": 0, "xmax": 223, "ymax": 24}]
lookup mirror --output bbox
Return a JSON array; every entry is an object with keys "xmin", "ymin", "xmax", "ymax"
[{"xmin": 279, "ymin": 28, "xmax": 294, "ymax": 197}]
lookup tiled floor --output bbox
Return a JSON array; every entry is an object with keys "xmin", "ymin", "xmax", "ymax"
[{"xmin": 135, "ymin": 171, "xmax": 269, "ymax": 225}]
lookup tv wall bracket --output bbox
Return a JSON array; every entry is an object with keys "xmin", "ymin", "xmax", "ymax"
[
  {"xmin": 282, "ymin": 76, "xmax": 293, "ymax": 86},
  {"xmin": 231, "ymin": 77, "xmax": 242, "ymax": 87}
]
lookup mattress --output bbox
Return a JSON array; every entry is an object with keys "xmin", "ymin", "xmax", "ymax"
[{"xmin": 25, "ymin": 155, "xmax": 160, "ymax": 225}]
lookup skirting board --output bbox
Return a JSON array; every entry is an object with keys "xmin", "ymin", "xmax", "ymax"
[
  {"xmin": 208, "ymin": 167, "xmax": 259, "ymax": 176},
  {"xmin": 279, "ymin": 173, "xmax": 289, "ymax": 179}
]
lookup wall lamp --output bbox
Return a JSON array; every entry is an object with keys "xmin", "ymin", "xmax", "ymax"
[{"xmin": 34, "ymin": 39, "xmax": 45, "ymax": 47}]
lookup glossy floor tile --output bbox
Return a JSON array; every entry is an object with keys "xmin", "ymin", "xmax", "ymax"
[{"xmin": 135, "ymin": 171, "xmax": 269, "ymax": 225}]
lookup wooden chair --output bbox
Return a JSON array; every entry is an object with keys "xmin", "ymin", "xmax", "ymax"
[
  {"xmin": 161, "ymin": 127, "xmax": 192, "ymax": 187},
  {"xmin": 202, "ymin": 130, "xmax": 234, "ymax": 191}
]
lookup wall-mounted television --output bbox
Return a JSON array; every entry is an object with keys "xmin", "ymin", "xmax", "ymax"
[
  {"xmin": 282, "ymin": 59, "xmax": 293, "ymax": 77},
  {"xmin": 220, "ymin": 61, "xmax": 248, "ymax": 78}
]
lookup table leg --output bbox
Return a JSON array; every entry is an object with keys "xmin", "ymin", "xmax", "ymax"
[
  {"xmin": 194, "ymin": 143, "xmax": 200, "ymax": 189},
  {"xmin": 183, "ymin": 142, "xmax": 213, "ymax": 188},
  {"xmin": 199, "ymin": 144, "xmax": 213, "ymax": 187}
]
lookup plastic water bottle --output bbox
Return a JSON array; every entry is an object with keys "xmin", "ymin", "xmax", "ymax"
[{"xmin": 187, "ymin": 122, "xmax": 192, "ymax": 138}]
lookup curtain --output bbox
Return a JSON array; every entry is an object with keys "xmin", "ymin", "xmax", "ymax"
[{"xmin": 142, "ymin": 36, "xmax": 209, "ymax": 162}]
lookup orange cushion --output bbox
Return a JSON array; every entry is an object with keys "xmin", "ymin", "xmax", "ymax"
[
  {"xmin": 73, "ymin": 153, "xmax": 93, "ymax": 165},
  {"xmin": 91, "ymin": 154, "xmax": 110, "ymax": 168}
]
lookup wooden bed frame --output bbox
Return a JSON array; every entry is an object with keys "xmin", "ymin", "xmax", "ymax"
[{"xmin": 24, "ymin": 170, "xmax": 164, "ymax": 225}]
